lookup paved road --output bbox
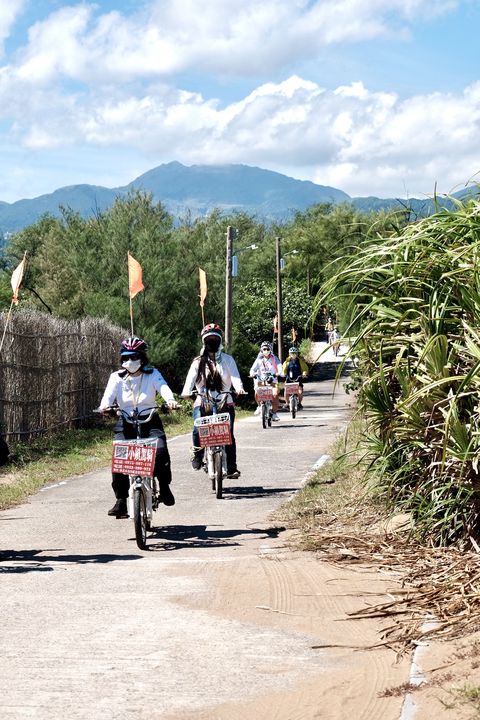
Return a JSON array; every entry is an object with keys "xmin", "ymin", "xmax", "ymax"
[{"xmin": 0, "ymin": 371, "xmax": 356, "ymax": 719}]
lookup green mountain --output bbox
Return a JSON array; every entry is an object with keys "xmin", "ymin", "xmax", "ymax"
[{"xmin": 0, "ymin": 161, "xmax": 477, "ymax": 235}]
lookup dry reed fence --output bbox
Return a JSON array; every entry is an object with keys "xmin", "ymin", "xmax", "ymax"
[{"xmin": 0, "ymin": 310, "xmax": 125, "ymax": 441}]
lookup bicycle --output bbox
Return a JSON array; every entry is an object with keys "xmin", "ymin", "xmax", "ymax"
[
  {"xmin": 193, "ymin": 390, "xmax": 232, "ymax": 499},
  {"xmin": 254, "ymin": 372, "xmax": 276, "ymax": 429},
  {"xmin": 284, "ymin": 373, "xmax": 302, "ymax": 418},
  {"xmin": 107, "ymin": 406, "xmax": 161, "ymax": 550}
]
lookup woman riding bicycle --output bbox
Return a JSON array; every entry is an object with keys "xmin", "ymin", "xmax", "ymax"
[
  {"xmin": 99, "ymin": 336, "xmax": 177, "ymax": 517},
  {"xmin": 281, "ymin": 346, "xmax": 309, "ymax": 409},
  {"xmin": 181, "ymin": 323, "xmax": 245, "ymax": 479},
  {"xmin": 249, "ymin": 341, "xmax": 281, "ymax": 421}
]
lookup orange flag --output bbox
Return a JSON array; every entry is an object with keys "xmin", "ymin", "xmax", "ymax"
[
  {"xmin": 128, "ymin": 252, "xmax": 144, "ymax": 299},
  {"xmin": 11, "ymin": 253, "xmax": 27, "ymax": 305},
  {"xmin": 199, "ymin": 267, "xmax": 207, "ymax": 307}
]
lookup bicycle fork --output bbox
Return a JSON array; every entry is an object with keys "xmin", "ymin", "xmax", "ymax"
[
  {"xmin": 205, "ymin": 446, "xmax": 226, "ymax": 478},
  {"xmin": 127, "ymin": 476, "xmax": 154, "ymax": 520}
]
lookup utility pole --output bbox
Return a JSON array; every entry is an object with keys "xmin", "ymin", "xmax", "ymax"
[
  {"xmin": 224, "ymin": 225, "xmax": 233, "ymax": 348},
  {"xmin": 275, "ymin": 236, "xmax": 284, "ymax": 363}
]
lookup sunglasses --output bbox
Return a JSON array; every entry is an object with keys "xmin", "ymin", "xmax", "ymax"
[{"xmin": 121, "ymin": 353, "xmax": 141, "ymax": 361}]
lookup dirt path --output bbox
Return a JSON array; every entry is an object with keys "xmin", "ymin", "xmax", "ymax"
[{"xmin": 0, "ymin": 370, "xmax": 466, "ymax": 720}]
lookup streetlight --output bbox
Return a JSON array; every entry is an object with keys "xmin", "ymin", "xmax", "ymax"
[
  {"xmin": 225, "ymin": 228, "xmax": 258, "ymax": 348},
  {"xmin": 276, "ymin": 247, "xmax": 300, "ymax": 362},
  {"xmin": 275, "ymin": 237, "xmax": 284, "ymax": 362},
  {"xmin": 225, "ymin": 226, "xmax": 235, "ymax": 349},
  {"xmin": 280, "ymin": 249, "xmax": 299, "ymax": 270},
  {"xmin": 232, "ymin": 244, "xmax": 258, "ymax": 277}
]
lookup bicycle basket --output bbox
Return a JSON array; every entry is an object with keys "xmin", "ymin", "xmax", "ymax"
[
  {"xmin": 194, "ymin": 413, "xmax": 232, "ymax": 447},
  {"xmin": 285, "ymin": 382, "xmax": 300, "ymax": 398},
  {"xmin": 256, "ymin": 386, "xmax": 274, "ymax": 401},
  {"xmin": 112, "ymin": 438, "xmax": 158, "ymax": 476}
]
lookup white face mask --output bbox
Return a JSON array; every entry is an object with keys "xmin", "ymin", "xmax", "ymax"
[{"xmin": 122, "ymin": 359, "xmax": 142, "ymax": 373}]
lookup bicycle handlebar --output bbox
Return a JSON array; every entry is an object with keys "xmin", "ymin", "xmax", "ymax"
[
  {"xmin": 95, "ymin": 406, "xmax": 158, "ymax": 423},
  {"xmin": 190, "ymin": 388, "xmax": 247, "ymax": 399}
]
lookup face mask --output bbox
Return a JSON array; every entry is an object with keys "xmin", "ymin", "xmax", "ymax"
[
  {"xmin": 205, "ymin": 338, "xmax": 221, "ymax": 352},
  {"xmin": 122, "ymin": 359, "xmax": 142, "ymax": 373},
  {"xmin": 262, "ymin": 349, "xmax": 270, "ymax": 355}
]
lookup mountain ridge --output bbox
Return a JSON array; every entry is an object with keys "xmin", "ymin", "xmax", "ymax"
[{"xmin": 0, "ymin": 161, "xmax": 466, "ymax": 235}]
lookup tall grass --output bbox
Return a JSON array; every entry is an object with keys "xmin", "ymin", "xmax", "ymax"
[{"xmin": 318, "ymin": 198, "xmax": 480, "ymax": 546}]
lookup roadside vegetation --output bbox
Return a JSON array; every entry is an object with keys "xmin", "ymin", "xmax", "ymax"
[{"xmin": 317, "ymin": 198, "xmax": 480, "ymax": 548}]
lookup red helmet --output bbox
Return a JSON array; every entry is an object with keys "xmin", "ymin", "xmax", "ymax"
[
  {"xmin": 201, "ymin": 323, "xmax": 223, "ymax": 340},
  {"xmin": 120, "ymin": 336, "xmax": 148, "ymax": 356}
]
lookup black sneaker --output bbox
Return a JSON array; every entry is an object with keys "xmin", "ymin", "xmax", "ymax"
[
  {"xmin": 107, "ymin": 499, "xmax": 128, "ymax": 517},
  {"xmin": 226, "ymin": 468, "xmax": 241, "ymax": 479},
  {"xmin": 191, "ymin": 455, "xmax": 203, "ymax": 470},
  {"xmin": 297, "ymin": 402, "xmax": 303, "ymax": 409},
  {"xmin": 159, "ymin": 485, "xmax": 175, "ymax": 506}
]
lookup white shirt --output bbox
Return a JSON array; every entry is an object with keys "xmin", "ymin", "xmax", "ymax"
[
  {"xmin": 100, "ymin": 367, "xmax": 174, "ymax": 414},
  {"xmin": 181, "ymin": 352, "xmax": 244, "ymax": 406},
  {"xmin": 249, "ymin": 354, "xmax": 281, "ymax": 383}
]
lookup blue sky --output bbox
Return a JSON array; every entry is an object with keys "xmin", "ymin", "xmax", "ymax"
[{"xmin": 1, "ymin": 0, "xmax": 480, "ymax": 202}]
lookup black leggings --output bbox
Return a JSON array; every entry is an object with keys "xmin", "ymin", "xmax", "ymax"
[{"xmin": 111, "ymin": 414, "xmax": 172, "ymax": 500}]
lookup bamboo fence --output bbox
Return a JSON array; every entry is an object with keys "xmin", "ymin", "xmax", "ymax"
[{"xmin": 0, "ymin": 310, "xmax": 124, "ymax": 441}]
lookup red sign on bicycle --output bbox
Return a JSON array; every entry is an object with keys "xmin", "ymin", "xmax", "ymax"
[
  {"xmin": 256, "ymin": 386, "xmax": 273, "ymax": 401},
  {"xmin": 194, "ymin": 414, "xmax": 232, "ymax": 447},
  {"xmin": 112, "ymin": 439, "xmax": 157, "ymax": 476},
  {"xmin": 285, "ymin": 382, "xmax": 300, "ymax": 398}
]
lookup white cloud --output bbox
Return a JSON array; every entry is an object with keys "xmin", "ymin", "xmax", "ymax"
[
  {"xmin": 4, "ymin": 0, "xmax": 464, "ymax": 83},
  {"xmin": 3, "ymin": 71, "xmax": 480, "ymax": 199},
  {"xmin": 0, "ymin": 0, "xmax": 478, "ymax": 201},
  {"xmin": 0, "ymin": 0, "xmax": 24, "ymax": 57}
]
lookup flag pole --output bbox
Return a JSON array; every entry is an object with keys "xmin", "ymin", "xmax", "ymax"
[
  {"xmin": 199, "ymin": 267, "xmax": 207, "ymax": 328},
  {"xmin": 0, "ymin": 300, "xmax": 14, "ymax": 354},
  {"xmin": 127, "ymin": 251, "xmax": 144, "ymax": 336},
  {"xmin": 1, "ymin": 250, "xmax": 28, "ymax": 353},
  {"xmin": 128, "ymin": 253, "xmax": 134, "ymax": 335}
]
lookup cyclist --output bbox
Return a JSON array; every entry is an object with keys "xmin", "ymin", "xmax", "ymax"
[
  {"xmin": 249, "ymin": 341, "xmax": 281, "ymax": 421},
  {"xmin": 282, "ymin": 346, "xmax": 309, "ymax": 409},
  {"xmin": 99, "ymin": 336, "xmax": 177, "ymax": 518},
  {"xmin": 181, "ymin": 323, "xmax": 245, "ymax": 479}
]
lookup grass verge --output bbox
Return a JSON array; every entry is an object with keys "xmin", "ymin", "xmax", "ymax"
[{"xmin": 278, "ymin": 419, "xmax": 384, "ymax": 543}]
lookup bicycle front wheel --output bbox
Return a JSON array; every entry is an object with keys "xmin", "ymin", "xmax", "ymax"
[
  {"xmin": 214, "ymin": 452, "xmax": 223, "ymax": 499},
  {"xmin": 133, "ymin": 487, "xmax": 147, "ymax": 550},
  {"xmin": 261, "ymin": 402, "xmax": 267, "ymax": 429},
  {"xmin": 290, "ymin": 395, "xmax": 297, "ymax": 419}
]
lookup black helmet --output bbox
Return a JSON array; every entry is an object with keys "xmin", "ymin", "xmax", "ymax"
[{"xmin": 120, "ymin": 336, "xmax": 148, "ymax": 357}]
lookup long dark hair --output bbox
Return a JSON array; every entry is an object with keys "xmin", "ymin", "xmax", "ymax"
[{"xmin": 195, "ymin": 349, "xmax": 223, "ymax": 392}]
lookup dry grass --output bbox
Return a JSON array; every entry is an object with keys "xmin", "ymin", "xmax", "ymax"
[{"xmin": 279, "ymin": 423, "xmax": 480, "ymax": 654}]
